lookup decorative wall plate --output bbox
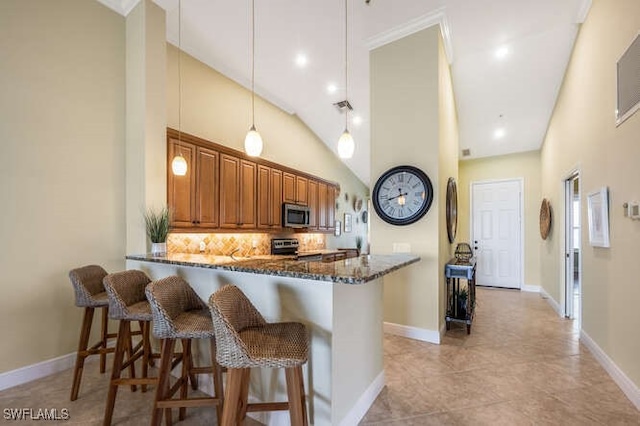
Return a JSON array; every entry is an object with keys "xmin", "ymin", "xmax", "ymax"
[{"xmin": 539, "ymin": 198, "xmax": 552, "ymax": 240}]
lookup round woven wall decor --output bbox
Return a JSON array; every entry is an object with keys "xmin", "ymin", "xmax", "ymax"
[{"xmin": 539, "ymin": 198, "xmax": 552, "ymax": 240}]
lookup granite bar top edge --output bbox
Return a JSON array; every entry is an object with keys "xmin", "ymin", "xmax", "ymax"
[{"xmin": 126, "ymin": 253, "xmax": 420, "ymax": 284}]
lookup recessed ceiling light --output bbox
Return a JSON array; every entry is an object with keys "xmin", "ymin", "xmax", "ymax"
[
  {"xmin": 326, "ymin": 83, "xmax": 337, "ymax": 94},
  {"xmin": 352, "ymin": 115, "xmax": 363, "ymax": 126},
  {"xmin": 494, "ymin": 127, "xmax": 506, "ymax": 139},
  {"xmin": 495, "ymin": 46, "xmax": 509, "ymax": 59},
  {"xmin": 295, "ymin": 53, "xmax": 308, "ymax": 68}
]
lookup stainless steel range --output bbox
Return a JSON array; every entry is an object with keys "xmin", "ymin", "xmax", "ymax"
[{"xmin": 270, "ymin": 238, "xmax": 299, "ymax": 256}]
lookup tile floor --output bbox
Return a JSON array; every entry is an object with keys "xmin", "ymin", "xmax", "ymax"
[
  {"xmin": 0, "ymin": 288, "xmax": 638, "ymax": 425},
  {"xmin": 360, "ymin": 287, "xmax": 640, "ymax": 425}
]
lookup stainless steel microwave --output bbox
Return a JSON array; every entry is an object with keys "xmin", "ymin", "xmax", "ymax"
[{"xmin": 283, "ymin": 203, "xmax": 311, "ymax": 228}]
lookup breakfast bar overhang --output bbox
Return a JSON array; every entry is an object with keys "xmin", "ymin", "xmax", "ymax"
[{"xmin": 126, "ymin": 253, "xmax": 419, "ymax": 425}]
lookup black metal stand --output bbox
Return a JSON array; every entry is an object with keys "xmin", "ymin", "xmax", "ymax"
[{"xmin": 445, "ymin": 258, "xmax": 476, "ymax": 334}]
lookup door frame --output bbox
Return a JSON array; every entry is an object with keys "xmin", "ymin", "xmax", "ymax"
[
  {"xmin": 469, "ymin": 178, "xmax": 525, "ymax": 289},
  {"xmin": 561, "ymin": 167, "xmax": 582, "ymax": 321}
]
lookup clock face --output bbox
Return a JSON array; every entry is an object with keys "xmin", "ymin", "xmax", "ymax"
[{"xmin": 372, "ymin": 165, "xmax": 434, "ymax": 225}]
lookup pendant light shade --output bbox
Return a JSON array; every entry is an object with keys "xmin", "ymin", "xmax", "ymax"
[
  {"xmin": 245, "ymin": 0, "xmax": 263, "ymax": 157},
  {"xmin": 244, "ymin": 125, "xmax": 263, "ymax": 157},
  {"xmin": 337, "ymin": 0, "xmax": 354, "ymax": 159},
  {"xmin": 171, "ymin": 154, "xmax": 188, "ymax": 176},
  {"xmin": 171, "ymin": 0, "xmax": 187, "ymax": 176},
  {"xmin": 338, "ymin": 129, "xmax": 355, "ymax": 159}
]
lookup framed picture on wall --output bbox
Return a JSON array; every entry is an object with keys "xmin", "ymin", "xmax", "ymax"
[
  {"xmin": 587, "ymin": 187, "xmax": 610, "ymax": 248},
  {"xmin": 344, "ymin": 213, "xmax": 352, "ymax": 233},
  {"xmin": 335, "ymin": 221, "xmax": 341, "ymax": 236}
]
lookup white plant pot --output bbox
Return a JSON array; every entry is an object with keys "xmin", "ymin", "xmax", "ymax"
[{"xmin": 151, "ymin": 242, "xmax": 167, "ymax": 256}]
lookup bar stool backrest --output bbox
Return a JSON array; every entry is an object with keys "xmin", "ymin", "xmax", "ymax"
[
  {"xmin": 145, "ymin": 275, "xmax": 207, "ymax": 338},
  {"xmin": 208, "ymin": 285, "xmax": 267, "ymax": 368},
  {"xmin": 103, "ymin": 270, "xmax": 151, "ymax": 320},
  {"xmin": 69, "ymin": 265, "xmax": 108, "ymax": 307}
]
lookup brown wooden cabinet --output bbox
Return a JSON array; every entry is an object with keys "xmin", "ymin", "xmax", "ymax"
[
  {"xmin": 167, "ymin": 128, "xmax": 338, "ymax": 233},
  {"xmin": 257, "ymin": 165, "xmax": 283, "ymax": 229},
  {"xmin": 168, "ymin": 138, "xmax": 219, "ymax": 229},
  {"xmin": 327, "ymin": 185, "xmax": 336, "ymax": 231},
  {"xmin": 307, "ymin": 179, "xmax": 318, "ymax": 230},
  {"xmin": 220, "ymin": 153, "xmax": 256, "ymax": 229},
  {"xmin": 283, "ymin": 172, "xmax": 308, "ymax": 205},
  {"xmin": 317, "ymin": 181, "xmax": 328, "ymax": 230}
]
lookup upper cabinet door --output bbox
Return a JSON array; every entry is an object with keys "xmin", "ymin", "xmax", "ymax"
[
  {"xmin": 239, "ymin": 159, "xmax": 257, "ymax": 228},
  {"xmin": 168, "ymin": 139, "xmax": 196, "ymax": 228},
  {"xmin": 307, "ymin": 179, "xmax": 318, "ymax": 230},
  {"xmin": 196, "ymin": 147, "xmax": 219, "ymax": 228},
  {"xmin": 219, "ymin": 153, "xmax": 240, "ymax": 228},
  {"xmin": 296, "ymin": 176, "xmax": 308, "ymax": 205},
  {"xmin": 283, "ymin": 172, "xmax": 296, "ymax": 204},
  {"xmin": 318, "ymin": 181, "xmax": 328, "ymax": 230},
  {"xmin": 270, "ymin": 168, "xmax": 283, "ymax": 228},
  {"xmin": 327, "ymin": 185, "xmax": 336, "ymax": 230},
  {"xmin": 257, "ymin": 165, "xmax": 271, "ymax": 229}
]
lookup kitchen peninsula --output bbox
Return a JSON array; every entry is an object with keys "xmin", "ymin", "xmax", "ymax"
[{"xmin": 126, "ymin": 253, "xmax": 419, "ymax": 425}]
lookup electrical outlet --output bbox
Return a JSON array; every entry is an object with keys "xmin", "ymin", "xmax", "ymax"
[
  {"xmin": 252, "ymin": 239, "xmax": 258, "ymax": 249},
  {"xmin": 199, "ymin": 241, "xmax": 206, "ymax": 252}
]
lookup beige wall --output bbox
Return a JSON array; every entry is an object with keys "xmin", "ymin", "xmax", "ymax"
[
  {"xmin": 458, "ymin": 151, "xmax": 542, "ymax": 287},
  {"xmin": 126, "ymin": 0, "xmax": 167, "ymax": 254},
  {"xmin": 370, "ymin": 27, "xmax": 442, "ymax": 333},
  {"xmin": 438, "ymin": 34, "xmax": 460, "ymax": 329},
  {"xmin": 0, "ymin": 0, "xmax": 125, "ymax": 372},
  {"xmin": 540, "ymin": 0, "xmax": 640, "ymax": 389},
  {"xmin": 166, "ymin": 45, "xmax": 369, "ymax": 249}
]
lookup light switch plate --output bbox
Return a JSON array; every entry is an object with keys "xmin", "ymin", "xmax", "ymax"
[{"xmin": 392, "ymin": 243, "xmax": 411, "ymax": 253}]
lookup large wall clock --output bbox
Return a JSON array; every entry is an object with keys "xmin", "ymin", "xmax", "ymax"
[{"xmin": 372, "ymin": 165, "xmax": 434, "ymax": 225}]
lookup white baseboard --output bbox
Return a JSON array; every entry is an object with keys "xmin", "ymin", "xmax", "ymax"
[
  {"xmin": 0, "ymin": 352, "xmax": 76, "ymax": 392},
  {"xmin": 522, "ymin": 284, "xmax": 540, "ymax": 293},
  {"xmin": 384, "ymin": 322, "xmax": 440, "ymax": 344},
  {"xmin": 539, "ymin": 287, "xmax": 562, "ymax": 317},
  {"xmin": 339, "ymin": 370, "xmax": 385, "ymax": 426},
  {"xmin": 580, "ymin": 330, "xmax": 640, "ymax": 410}
]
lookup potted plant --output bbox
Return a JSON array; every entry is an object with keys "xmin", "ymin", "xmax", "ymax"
[
  {"xmin": 144, "ymin": 206, "xmax": 171, "ymax": 255},
  {"xmin": 455, "ymin": 288, "xmax": 468, "ymax": 319}
]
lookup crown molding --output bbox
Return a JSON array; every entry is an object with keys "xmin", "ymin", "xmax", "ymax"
[
  {"xmin": 96, "ymin": 0, "xmax": 141, "ymax": 16},
  {"xmin": 365, "ymin": 7, "xmax": 454, "ymax": 64},
  {"xmin": 576, "ymin": 0, "xmax": 592, "ymax": 23}
]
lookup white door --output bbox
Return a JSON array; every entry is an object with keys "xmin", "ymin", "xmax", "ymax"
[{"xmin": 471, "ymin": 180, "xmax": 522, "ymax": 289}]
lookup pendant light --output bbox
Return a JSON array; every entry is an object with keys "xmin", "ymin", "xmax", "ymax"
[
  {"xmin": 337, "ymin": 0, "xmax": 355, "ymax": 159},
  {"xmin": 171, "ymin": 0, "xmax": 187, "ymax": 176},
  {"xmin": 244, "ymin": 0, "xmax": 263, "ymax": 157}
]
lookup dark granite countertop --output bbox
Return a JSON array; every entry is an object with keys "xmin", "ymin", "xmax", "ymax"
[{"xmin": 126, "ymin": 253, "xmax": 420, "ymax": 284}]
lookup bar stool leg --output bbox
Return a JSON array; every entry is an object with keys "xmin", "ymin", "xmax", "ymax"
[
  {"xmin": 210, "ymin": 340, "xmax": 224, "ymax": 425},
  {"xmin": 123, "ymin": 322, "xmax": 137, "ymax": 393},
  {"xmin": 99, "ymin": 307, "xmax": 109, "ymax": 374},
  {"xmin": 103, "ymin": 320, "xmax": 130, "ymax": 426},
  {"xmin": 238, "ymin": 369, "xmax": 251, "ymax": 422},
  {"xmin": 141, "ymin": 322, "xmax": 151, "ymax": 393},
  {"xmin": 221, "ymin": 368, "xmax": 246, "ymax": 426},
  {"xmin": 70, "ymin": 307, "xmax": 94, "ymax": 401},
  {"xmin": 179, "ymin": 339, "xmax": 191, "ymax": 421},
  {"xmin": 285, "ymin": 366, "xmax": 308, "ymax": 426},
  {"xmin": 151, "ymin": 338, "xmax": 175, "ymax": 426}
]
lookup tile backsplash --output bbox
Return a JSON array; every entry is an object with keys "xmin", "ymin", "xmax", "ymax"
[{"xmin": 168, "ymin": 232, "xmax": 326, "ymax": 256}]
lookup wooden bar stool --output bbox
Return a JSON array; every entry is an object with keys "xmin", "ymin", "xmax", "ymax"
[
  {"xmin": 68, "ymin": 265, "xmax": 117, "ymax": 401},
  {"xmin": 102, "ymin": 270, "xmax": 158, "ymax": 426},
  {"xmin": 145, "ymin": 275, "xmax": 225, "ymax": 426},
  {"xmin": 208, "ymin": 285, "xmax": 309, "ymax": 426}
]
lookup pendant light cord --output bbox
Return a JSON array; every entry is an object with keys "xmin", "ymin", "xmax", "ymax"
[
  {"xmin": 251, "ymin": 0, "xmax": 256, "ymax": 127},
  {"xmin": 344, "ymin": 0, "xmax": 348, "ymax": 131},
  {"xmin": 178, "ymin": 0, "xmax": 183, "ymax": 152}
]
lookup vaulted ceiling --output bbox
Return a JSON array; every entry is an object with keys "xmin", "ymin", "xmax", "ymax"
[{"xmin": 98, "ymin": 0, "xmax": 591, "ymax": 185}]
